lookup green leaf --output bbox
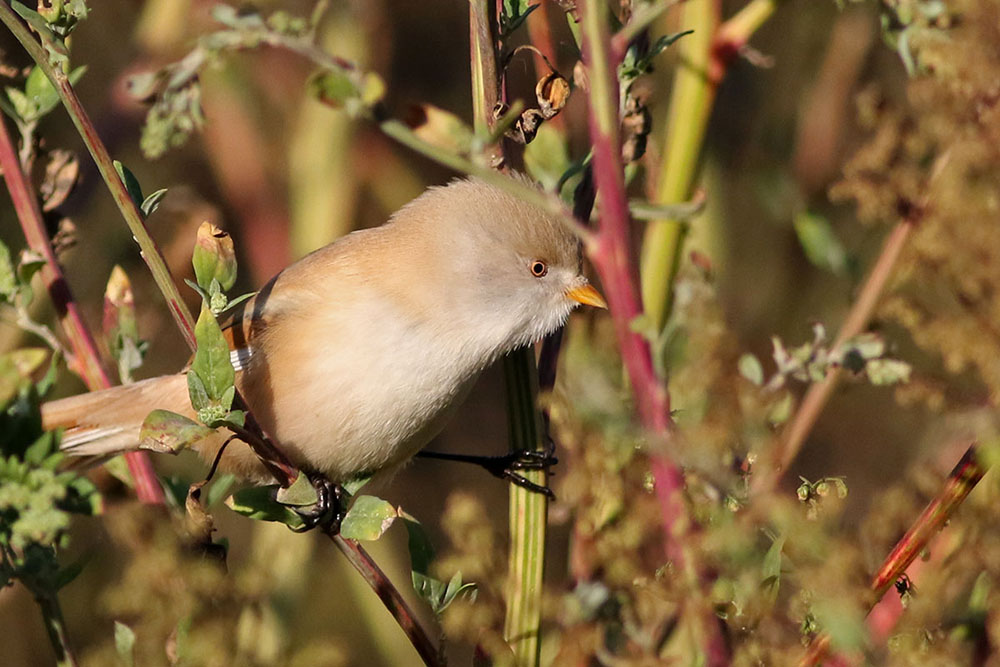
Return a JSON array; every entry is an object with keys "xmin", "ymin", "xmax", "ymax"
[
  {"xmin": 204, "ymin": 473, "xmax": 237, "ymax": 508},
  {"xmin": 342, "ymin": 473, "xmax": 373, "ymax": 496},
  {"xmin": 138, "ymin": 409, "xmax": 215, "ymax": 454},
  {"xmin": 309, "ymin": 69, "xmax": 358, "ymax": 108},
  {"xmin": 649, "ymin": 30, "xmax": 695, "ymax": 57},
  {"xmin": 761, "ymin": 535, "xmax": 784, "ymax": 602},
  {"xmin": 23, "ymin": 65, "xmax": 86, "ymax": 121},
  {"xmin": 524, "ymin": 124, "xmax": 570, "ymax": 191},
  {"xmin": 865, "ymin": 358, "xmax": 912, "ymax": 385},
  {"xmin": 112, "ymin": 160, "xmax": 144, "ymax": 209},
  {"xmin": 186, "ymin": 370, "xmax": 210, "ymax": 413},
  {"xmin": 53, "ymin": 560, "xmax": 84, "ymax": 590},
  {"xmin": 401, "ymin": 511, "xmax": 435, "ymax": 575},
  {"xmin": 23, "ymin": 431, "xmax": 55, "ymax": 465},
  {"xmin": 226, "ymin": 485, "xmax": 305, "ymax": 530},
  {"xmin": 11, "ymin": 3, "xmax": 68, "ymax": 60},
  {"xmin": 274, "ymin": 471, "xmax": 319, "ymax": 507},
  {"xmin": 4, "ymin": 87, "xmax": 33, "ymax": 122},
  {"xmin": 340, "ymin": 495, "xmax": 398, "ymax": 541},
  {"xmin": 793, "ymin": 211, "xmax": 847, "ymax": 274},
  {"xmin": 190, "ymin": 303, "xmax": 234, "ymax": 404},
  {"xmin": 502, "ymin": 2, "xmax": 540, "ymax": 36},
  {"xmin": 114, "ymin": 621, "xmax": 136, "ymax": 667},
  {"xmin": 0, "ymin": 238, "xmax": 17, "ymax": 302},
  {"xmin": 738, "ymin": 354, "xmax": 764, "ymax": 386},
  {"xmin": 411, "ymin": 571, "xmax": 447, "ymax": 612},
  {"xmin": 768, "ymin": 392, "xmax": 794, "ymax": 425},
  {"xmin": 440, "ymin": 571, "xmax": 477, "ymax": 610}
]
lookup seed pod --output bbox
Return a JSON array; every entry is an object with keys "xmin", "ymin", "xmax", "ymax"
[{"xmin": 535, "ymin": 72, "xmax": 570, "ymax": 120}]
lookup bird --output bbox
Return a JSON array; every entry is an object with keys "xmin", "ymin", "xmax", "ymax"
[{"xmin": 42, "ymin": 176, "xmax": 605, "ymax": 490}]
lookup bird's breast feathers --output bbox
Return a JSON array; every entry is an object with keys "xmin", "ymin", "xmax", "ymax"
[{"xmin": 233, "ymin": 283, "xmax": 482, "ymax": 480}]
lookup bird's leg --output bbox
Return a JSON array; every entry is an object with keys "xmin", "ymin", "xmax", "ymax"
[
  {"xmin": 417, "ymin": 439, "xmax": 557, "ymax": 499},
  {"xmin": 290, "ymin": 471, "xmax": 347, "ymax": 534}
]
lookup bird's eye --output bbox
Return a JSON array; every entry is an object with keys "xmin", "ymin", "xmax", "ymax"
[{"xmin": 530, "ymin": 260, "xmax": 548, "ymax": 277}]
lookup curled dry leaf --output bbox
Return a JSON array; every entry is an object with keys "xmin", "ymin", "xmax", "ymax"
[{"xmin": 40, "ymin": 149, "xmax": 79, "ymax": 212}]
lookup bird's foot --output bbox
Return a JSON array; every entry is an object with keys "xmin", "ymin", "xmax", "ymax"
[
  {"xmin": 417, "ymin": 439, "xmax": 558, "ymax": 499},
  {"xmin": 290, "ymin": 472, "xmax": 347, "ymax": 534}
]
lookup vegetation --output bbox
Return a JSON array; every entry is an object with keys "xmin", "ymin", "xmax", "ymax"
[{"xmin": 0, "ymin": 0, "xmax": 999, "ymax": 665}]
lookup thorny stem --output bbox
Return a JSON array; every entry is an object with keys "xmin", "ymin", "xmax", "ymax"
[
  {"xmin": 0, "ymin": 115, "xmax": 165, "ymax": 505},
  {"xmin": 577, "ymin": 1, "xmax": 727, "ymax": 663},
  {"xmin": 798, "ymin": 443, "xmax": 987, "ymax": 667},
  {"xmin": 755, "ymin": 153, "xmax": 951, "ymax": 494},
  {"xmin": 330, "ymin": 534, "xmax": 442, "ymax": 667}
]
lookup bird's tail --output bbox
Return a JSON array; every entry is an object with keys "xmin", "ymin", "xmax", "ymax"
[{"xmin": 43, "ymin": 374, "xmax": 194, "ymax": 458}]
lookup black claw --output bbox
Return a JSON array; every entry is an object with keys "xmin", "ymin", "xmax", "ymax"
[
  {"xmin": 502, "ymin": 470, "xmax": 557, "ymax": 499},
  {"xmin": 417, "ymin": 441, "xmax": 559, "ymax": 499},
  {"xmin": 290, "ymin": 472, "xmax": 347, "ymax": 534}
]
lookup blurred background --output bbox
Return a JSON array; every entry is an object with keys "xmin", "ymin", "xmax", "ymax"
[{"xmin": 0, "ymin": 0, "xmax": 979, "ymax": 664}]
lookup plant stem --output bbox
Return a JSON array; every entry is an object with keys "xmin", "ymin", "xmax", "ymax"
[
  {"xmin": 330, "ymin": 534, "xmax": 442, "ymax": 666},
  {"xmin": 798, "ymin": 443, "xmax": 986, "ymax": 667},
  {"xmin": 0, "ymin": 115, "xmax": 165, "ymax": 504},
  {"xmin": 0, "ymin": 1, "xmax": 197, "ymax": 348},
  {"xmin": 640, "ymin": 0, "xmax": 720, "ymax": 333},
  {"xmin": 756, "ymin": 152, "xmax": 951, "ymax": 493},
  {"xmin": 468, "ymin": 3, "xmax": 550, "ymax": 663},
  {"xmin": 577, "ymin": 2, "xmax": 728, "ymax": 663},
  {"xmin": 640, "ymin": 0, "xmax": 783, "ymax": 333},
  {"xmin": 502, "ymin": 349, "xmax": 548, "ymax": 666}
]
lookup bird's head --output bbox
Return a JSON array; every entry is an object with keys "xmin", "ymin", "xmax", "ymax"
[{"xmin": 390, "ymin": 176, "xmax": 605, "ymax": 357}]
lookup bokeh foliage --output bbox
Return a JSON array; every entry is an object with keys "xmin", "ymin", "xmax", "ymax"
[{"xmin": 1, "ymin": 0, "xmax": 1000, "ymax": 665}]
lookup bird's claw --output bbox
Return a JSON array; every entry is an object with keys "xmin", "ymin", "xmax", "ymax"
[
  {"xmin": 485, "ymin": 440, "xmax": 558, "ymax": 500},
  {"xmin": 289, "ymin": 472, "xmax": 347, "ymax": 534}
]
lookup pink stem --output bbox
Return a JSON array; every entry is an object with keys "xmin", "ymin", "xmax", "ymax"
[{"xmin": 0, "ymin": 117, "xmax": 164, "ymax": 504}]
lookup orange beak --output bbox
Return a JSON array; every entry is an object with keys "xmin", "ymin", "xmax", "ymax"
[{"xmin": 565, "ymin": 283, "xmax": 607, "ymax": 309}]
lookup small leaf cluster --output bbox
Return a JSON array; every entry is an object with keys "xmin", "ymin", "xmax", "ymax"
[
  {"xmin": 0, "ymin": 64, "xmax": 86, "ymax": 132},
  {"xmin": 132, "ymin": 4, "xmax": 382, "ymax": 159},
  {"xmin": 185, "ymin": 222, "xmax": 250, "ymax": 427},
  {"xmin": 739, "ymin": 323, "xmax": 912, "ymax": 392},
  {"xmin": 0, "ymin": 350, "xmax": 100, "ymax": 597},
  {"xmin": 10, "ymin": 0, "xmax": 88, "ymax": 70}
]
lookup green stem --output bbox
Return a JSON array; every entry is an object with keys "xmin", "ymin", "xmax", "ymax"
[
  {"xmin": 640, "ymin": 0, "xmax": 720, "ymax": 333},
  {"xmin": 468, "ymin": 4, "xmax": 549, "ymax": 663},
  {"xmin": 502, "ymin": 349, "xmax": 548, "ymax": 666},
  {"xmin": 0, "ymin": 1, "xmax": 197, "ymax": 348},
  {"xmin": 640, "ymin": 0, "xmax": 784, "ymax": 334}
]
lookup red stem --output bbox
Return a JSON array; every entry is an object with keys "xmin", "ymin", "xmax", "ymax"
[
  {"xmin": 330, "ymin": 535, "xmax": 442, "ymax": 666},
  {"xmin": 0, "ymin": 117, "xmax": 164, "ymax": 504},
  {"xmin": 578, "ymin": 0, "xmax": 682, "ymax": 566},
  {"xmin": 798, "ymin": 443, "xmax": 986, "ymax": 666},
  {"xmin": 578, "ymin": 3, "xmax": 727, "ymax": 664}
]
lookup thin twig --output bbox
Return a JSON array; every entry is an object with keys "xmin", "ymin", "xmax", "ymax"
[
  {"xmin": 756, "ymin": 152, "xmax": 951, "ymax": 494},
  {"xmin": 0, "ymin": 115, "xmax": 165, "ymax": 505},
  {"xmin": 329, "ymin": 534, "xmax": 442, "ymax": 666},
  {"xmin": 798, "ymin": 443, "xmax": 986, "ymax": 667},
  {"xmin": 0, "ymin": 2, "xmax": 197, "ymax": 347}
]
